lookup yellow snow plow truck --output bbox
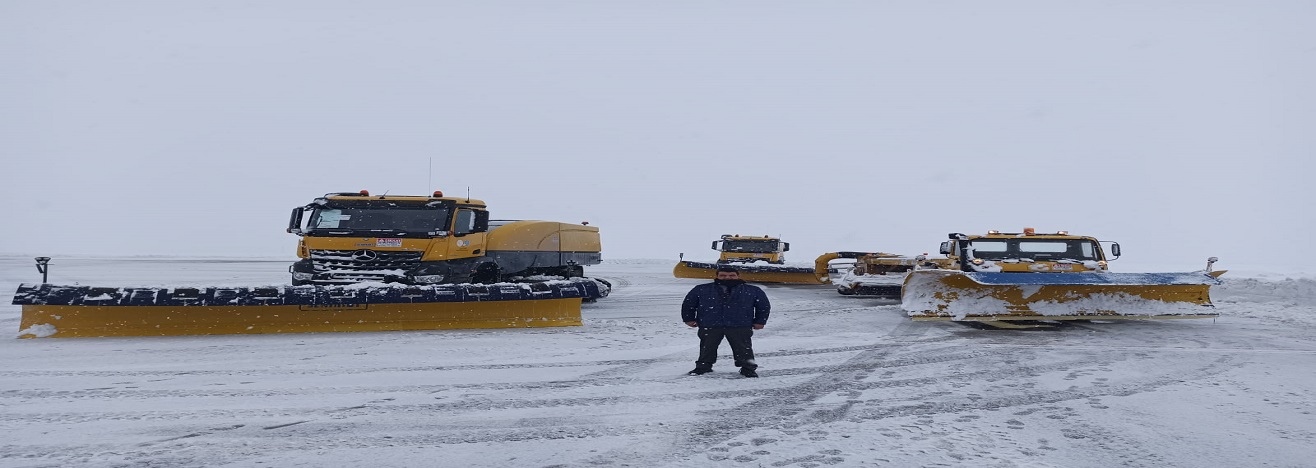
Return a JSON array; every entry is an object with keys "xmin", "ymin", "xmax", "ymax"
[
  {"xmin": 901, "ymin": 229, "xmax": 1225, "ymax": 327},
  {"xmin": 673, "ymin": 234, "xmax": 875, "ymax": 284},
  {"xmin": 289, "ymin": 190, "xmax": 604, "ymax": 286},
  {"xmin": 13, "ymin": 190, "xmax": 610, "ymax": 338}
]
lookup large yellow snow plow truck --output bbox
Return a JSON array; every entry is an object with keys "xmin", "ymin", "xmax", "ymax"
[
  {"xmin": 12, "ymin": 190, "xmax": 610, "ymax": 338},
  {"xmin": 288, "ymin": 190, "xmax": 603, "ymax": 286},
  {"xmin": 901, "ymin": 229, "xmax": 1224, "ymax": 327},
  {"xmin": 673, "ymin": 235, "xmax": 873, "ymax": 285}
]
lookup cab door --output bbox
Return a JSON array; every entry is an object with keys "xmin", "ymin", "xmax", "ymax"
[{"xmin": 447, "ymin": 208, "xmax": 489, "ymax": 260}]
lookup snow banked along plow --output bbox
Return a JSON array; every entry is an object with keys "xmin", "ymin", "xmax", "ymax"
[
  {"xmin": 15, "ymin": 280, "xmax": 609, "ymax": 338},
  {"xmin": 901, "ymin": 230, "xmax": 1224, "ymax": 326}
]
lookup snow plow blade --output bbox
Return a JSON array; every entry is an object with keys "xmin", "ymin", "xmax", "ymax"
[
  {"xmin": 901, "ymin": 270, "xmax": 1222, "ymax": 322},
  {"xmin": 13, "ymin": 279, "xmax": 609, "ymax": 338},
  {"xmin": 672, "ymin": 252, "xmax": 879, "ymax": 285},
  {"xmin": 672, "ymin": 261, "xmax": 826, "ymax": 284}
]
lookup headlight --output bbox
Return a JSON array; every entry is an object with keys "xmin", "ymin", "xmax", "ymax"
[
  {"xmin": 412, "ymin": 274, "xmax": 446, "ymax": 284},
  {"xmin": 971, "ymin": 259, "xmax": 984, "ymax": 265},
  {"xmin": 292, "ymin": 272, "xmax": 314, "ymax": 280}
]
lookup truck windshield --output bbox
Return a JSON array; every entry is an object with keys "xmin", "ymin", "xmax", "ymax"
[
  {"xmin": 307, "ymin": 207, "xmax": 451, "ymax": 235},
  {"xmin": 721, "ymin": 240, "xmax": 780, "ymax": 253},
  {"xmin": 967, "ymin": 239, "xmax": 1100, "ymax": 261}
]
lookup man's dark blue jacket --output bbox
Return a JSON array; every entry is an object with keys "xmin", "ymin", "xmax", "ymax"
[{"xmin": 681, "ymin": 281, "xmax": 771, "ymax": 328}]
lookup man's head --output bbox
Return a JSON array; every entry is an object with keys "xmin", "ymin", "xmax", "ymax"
[{"xmin": 715, "ymin": 265, "xmax": 740, "ymax": 280}]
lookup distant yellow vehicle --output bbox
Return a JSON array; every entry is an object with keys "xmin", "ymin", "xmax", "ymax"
[
  {"xmin": 901, "ymin": 228, "xmax": 1225, "ymax": 327},
  {"xmin": 711, "ymin": 234, "xmax": 789, "ymax": 264},
  {"xmin": 673, "ymin": 234, "xmax": 874, "ymax": 285}
]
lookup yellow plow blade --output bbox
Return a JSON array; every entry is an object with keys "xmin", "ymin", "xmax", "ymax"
[
  {"xmin": 672, "ymin": 261, "xmax": 827, "ymax": 284},
  {"xmin": 901, "ymin": 270, "xmax": 1222, "ymax": 322},
  {"xmin": 18, "ymin": 300, "xmax": 581, "ymax": 338},
  {"xmin": 13, "ymin": 281, "xmax": 607, "ymax": 338}
]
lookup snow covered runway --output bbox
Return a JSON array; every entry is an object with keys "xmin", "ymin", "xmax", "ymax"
[{"xmin": 2, "ymin": 257, "xmax": 1313, "ymax": 467}]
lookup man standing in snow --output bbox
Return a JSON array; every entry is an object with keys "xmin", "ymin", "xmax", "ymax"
[{"xmin": 682, "ymin": 265, "xmax": 770, "ymax": 378}]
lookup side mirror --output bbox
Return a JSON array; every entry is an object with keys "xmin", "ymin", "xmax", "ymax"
[
  {"xmin": 711, "ymin": 241, "xmax": 719, "ymax": 251},
  {"xmin": 939, "ymin": 241, "xmax": 952, "ymax": 255},
  {"xmin": 1110, "ymin": 243, "xmax": 1121, "ymax": 259},
  {"xmin": 474, "ymin": 210, "xmax": 490, "ymax": 232},
  {"xmin": 35, "ymin": 257, "xmax": 51, "ymax": 283},
  {"xmin": 287, "ymin": 208, "xmax": 304, "ymax": 235},
  {"xmin": 782, "ymin": 242, "xmax": 790, "ymax": 252}
]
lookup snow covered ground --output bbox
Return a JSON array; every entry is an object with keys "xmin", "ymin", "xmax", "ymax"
[{"xmin": 2, "ymin": 256, "xmax": 1314, "ymax": 467}]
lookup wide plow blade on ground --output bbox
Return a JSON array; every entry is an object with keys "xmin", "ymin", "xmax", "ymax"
[
  {"xmin": 672, "ymin": 261, "xmax": 826, "ymax": 284},
  {"xmin": 14, "ymin": 279, "xmax": 609, "ymax": 338},
  {"xmin": 901, "ymin": 270, "xmax": 1222, "ymax": 324}
]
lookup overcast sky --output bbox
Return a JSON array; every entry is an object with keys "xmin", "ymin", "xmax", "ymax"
[{"xmin": 3, "ymin": 1, "xmax": 1313, "ymax": 273}]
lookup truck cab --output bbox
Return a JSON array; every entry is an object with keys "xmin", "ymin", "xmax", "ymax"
[
  {"xmin": 713, "ymin": 235, "xmax": 789, "ymax": 264},
  {"xmin": 935, "ymin": 228, "xmax": 1120, "ymax": 273},
  {"xmin": 287, "ymin": 190, "xmax": 493, "ymax": 285}
]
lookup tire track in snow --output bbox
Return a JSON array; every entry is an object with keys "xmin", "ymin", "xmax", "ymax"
[{"xmin": 1, "ymin": 264, "xmax": 1279, "ymax": 468}]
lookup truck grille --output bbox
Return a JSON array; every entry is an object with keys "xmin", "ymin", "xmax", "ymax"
[{"xmin": 308, "ymin": 249, "xmax": 423, "ymax": 283}]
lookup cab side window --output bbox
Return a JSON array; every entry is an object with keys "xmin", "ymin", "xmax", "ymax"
[
  {"xmin": 454, "ymin": 210, "xmax": 489, "ymax": 236},
  {"xmin": 454, "ymin": 210, "xmax": 475, "ymax": 236}
]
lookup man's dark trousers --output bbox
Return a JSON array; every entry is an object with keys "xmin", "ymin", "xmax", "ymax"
[{"xmin": 695, "ymin": 327, "xmax": 756, "ymax": 371}]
